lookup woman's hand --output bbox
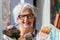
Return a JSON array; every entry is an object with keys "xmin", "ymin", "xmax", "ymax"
[
  {"xmin": 39, "ymin": 25, "xmax": 51, "ymax": 40},
  {"xmin": 40, "ymin": 25, "xmax": 51, "ymax": 34}
]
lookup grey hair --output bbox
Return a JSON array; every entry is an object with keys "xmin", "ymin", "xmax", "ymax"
[{"xmin": 13, "ymin": 3, "xmax": 36, "ymax": 24}]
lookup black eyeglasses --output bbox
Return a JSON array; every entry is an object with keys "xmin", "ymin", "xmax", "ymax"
[{"xmin": 18, "ymin": 14, "xmax": 34, "ymax": 20}]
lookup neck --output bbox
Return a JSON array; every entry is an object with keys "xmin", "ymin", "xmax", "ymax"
[{"xmin": 19, "ymin": 26, "xmax": 34, "ymax": 36}]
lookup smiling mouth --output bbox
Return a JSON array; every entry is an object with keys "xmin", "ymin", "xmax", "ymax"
[
  {"xmin": 23, "ymin": 22, "xmax": 31, "ymax": 26},
  {"xmin": 24, "ymin": 22, "xmax": 31, "ymax": 25}
]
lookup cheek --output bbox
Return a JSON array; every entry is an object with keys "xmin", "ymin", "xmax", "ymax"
[
  {"xmin": 17, "ymin": 19, "xmax": 23, "ymax": 24},
  {"xmin": 29, "ymin": 19, "xmax": 34, "ymax": 23}
]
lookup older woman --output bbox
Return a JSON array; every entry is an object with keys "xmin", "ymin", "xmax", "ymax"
[
  {"xmin": 13, "ymin": 3, "xmax": 37, "ymax": 40},
  {"xmin": 3, "ymin": 3, "xmax": 37, "ymax": 40}
]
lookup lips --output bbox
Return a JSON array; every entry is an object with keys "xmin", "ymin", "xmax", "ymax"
[
  {"xmin": 24, "ymin": 22, "xmax": 31, "ymax": 25},
  {"xmin": 23, "ymin": 22, "xmax": 31, "ymax": 27}
]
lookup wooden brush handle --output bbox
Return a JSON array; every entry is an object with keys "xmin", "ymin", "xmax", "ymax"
[{"xmin": 54, "ymin": 11, "xmax": 60, "ymax": 28}]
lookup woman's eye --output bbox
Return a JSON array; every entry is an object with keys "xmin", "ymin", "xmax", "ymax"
[
  {"xmin": 28, "ymin": 15, "xmax": 33, "ymax": 17},
  {"xmin": 20, "ymin": 16, "xmax": 24, "ymax": 18}
]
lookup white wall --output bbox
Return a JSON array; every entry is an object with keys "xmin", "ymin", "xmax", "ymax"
[{"xmin": 42, "ymin": 0, "xmax": 50, "ymax": 26}]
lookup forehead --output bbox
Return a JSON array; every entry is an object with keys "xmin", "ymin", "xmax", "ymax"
[{"xmin": 20, "ymin": 8, "xmax": 33, "ymax": 15}]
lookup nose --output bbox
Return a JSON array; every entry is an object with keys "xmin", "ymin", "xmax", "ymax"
[{"xmin": 24, "ymin": 16, "xmax": 28, "ymax": 22}]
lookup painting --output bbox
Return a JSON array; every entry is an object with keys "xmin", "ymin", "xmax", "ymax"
[
  {"xmin": 2, "ymin": 0, "xmax": 10, "ymax": 28},
  {"xmin": 50, "ymin": 0, "xmax": 60, "ymax": 29}
]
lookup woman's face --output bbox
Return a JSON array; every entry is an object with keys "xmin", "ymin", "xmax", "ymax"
[{"xmin": 17, "ymin": 8, "xmax": 35, "ymax": 28}]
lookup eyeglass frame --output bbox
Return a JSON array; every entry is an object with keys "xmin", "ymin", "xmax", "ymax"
[{"xmin": 18, "ymin": 14, "xmax": 35, "ymax": 20}]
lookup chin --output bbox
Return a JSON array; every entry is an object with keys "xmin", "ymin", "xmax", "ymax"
[
  {"xmin": 23, "ymin": 25, "xmax": 30, "ymax": 28},
  {"xmin": 24, "ymin": 26, "xmax": 29, "ymax": 28},
  {"xmin": 23, "ymin": 24, "xmax": 32, "ymax": 28}
]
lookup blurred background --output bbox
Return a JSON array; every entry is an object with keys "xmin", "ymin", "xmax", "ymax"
[{"xmin": 50, "ymin": 0, "xmax": 60, "ymax": 28}]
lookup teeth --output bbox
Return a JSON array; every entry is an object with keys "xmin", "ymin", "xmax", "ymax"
[
  {"xmin": 24, "ymin": 23, "xmax": 28, "ymax": 25},
  {"xmin": 23, "ymin": 21, "xmax": 30, "ymax": 25},
  {"xmin": 24, "ymin": 22, "xmax": 28, "ymax": 24}
]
